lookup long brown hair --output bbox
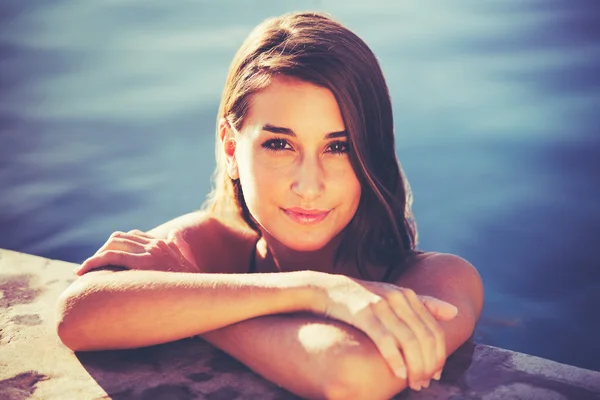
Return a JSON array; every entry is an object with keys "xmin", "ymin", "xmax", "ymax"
[{"xmin": 202, "ymin": 11, "xmax": 419, "ymax": 281}]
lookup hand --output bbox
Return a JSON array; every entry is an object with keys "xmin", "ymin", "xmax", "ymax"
[
  {"xmin": 314, "ymin": 274, "xmax": 458, "ymax": 391},
  {"xmin": 74, "ymin": 229, "xmax": 199, "ymax": 276}
]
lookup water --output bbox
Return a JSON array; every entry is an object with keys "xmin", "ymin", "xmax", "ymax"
[{"xmin": 1, "ymin": 1, "xmax": 599, "ymax": 371}]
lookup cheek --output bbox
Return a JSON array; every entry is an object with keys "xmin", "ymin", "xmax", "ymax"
[
  {"xmin": 237, "ymin": 154, "xmax": 285, "ymax": 210},
  {"xmin": 330, "ymin": 162, "xmax": 362, "ymax": 205}
]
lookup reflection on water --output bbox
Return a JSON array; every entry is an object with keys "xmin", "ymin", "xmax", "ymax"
[{"xmin": 1, "ymin": 1, "xmax": 599, "ymax": 371}]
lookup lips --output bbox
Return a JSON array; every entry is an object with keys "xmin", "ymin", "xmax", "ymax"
[{"xmin": 282, "ymin": 207, "xmax": 330, "ymax": 224}]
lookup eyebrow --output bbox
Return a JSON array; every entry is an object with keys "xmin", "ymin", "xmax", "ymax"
[{"xmin": 262, "ymin": 124, "xmax": 348, "ymax": 139}]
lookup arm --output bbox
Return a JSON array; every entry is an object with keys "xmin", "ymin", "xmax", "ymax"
[
  {"xmin": 67, "ymin": 212, "xmax": 470, "ymax": 397},
  {"xmin": 200, "ymin": 253, "xmax": 483, "ymax": 400},
  {"xmin": 145, "ymin": 211, "xmax": 258, "ymax": 275},
  {"xmin": 396, "ymin": 253, "xmax": 484, "ymax": 356},
  {"xmin": 200, "ymin": 313, "xmax": 367, "ymax": 400},
  {"xmin": 55, "ymin": 269, "xmax": 316, "ymax": 351},
  {"xmin": 335, "ymin": 252, "xmax": 484, "ymax": 398}
]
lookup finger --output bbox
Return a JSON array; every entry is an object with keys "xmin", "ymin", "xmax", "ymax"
[
  {"xmin": 162, "ymin": 241, "xmax": 198, "ymax": 273},
  {"xmin": 127, "ymin": 229, "xmax": 157, "ymax": 240},
  {"xmin": 77, "ymin": 252, "xmax": 123, "ymax": 276},
  {"xmin": 384, "ymin": 292, "xmax": 431, "ymax": 389},
  {"xmin": 128, "ymin": 229, "xmax": 155, "ymax": 239},
  {"xmin": 164, "ymin": 233, "xmax": 199, "ymax": 272},
  {"xmin": 402, "ymin": 289, "xmax": 446, "ymax": 380},
  {"xmin": 419, "ymin": 295, "xmax": 458, "ymax": 321},
  {"xmin": 153, "ymin": 239, "xmax": 193, "ymax": 273},
  {"xmin": 359, "ymin": 307, "xmax": 408, "ymax": 380},
  {"xmin": 77, "ymin": 254, "xmax": 115, "ymax": 276},
  {"xmin": 409, "ymin": 294, "xmax": 447, "ymax": 377},
  {"xmin": 79, "ymin": 237, "xmax": 147, "ymax": 275},
  {"xmin": 375, "ymin": 309, "xmax": 425, "ymax": 390},
  {"xmin": 77, "ymin": 251, "xmax": 145, "ymax": 276},
  {"xmin": 371, "ymin": 300, "xmax": 427, "ymax": 390},
  {"xmin": 94, "ymin": 232, "xmax": 150, "ymax": 256},
  {"xmin": 89, "ymin": 239, "xmax": 147, "ymax": 269}
]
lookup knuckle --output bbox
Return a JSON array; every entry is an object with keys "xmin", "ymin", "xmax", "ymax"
[
  {"xmin": 157, "ymin": 240, "xmax": 173, "ymax": 254},
  {"xmin": 146, "ymin": 244, "xmax": 163, "ymax": 257},
  {"xmin": 154, "ymin": 239, "xmax": 168, "ymax": 248},
  {"xmin": 104, "ymin": 250, "xmax": 123, "ymax": 259},
  {"xmin": 167, "ymin": 240, "xmax": 180, "ymax": 252},
  {"xmin": 370, "ymin": 299, "xmax": 393, "ymax": 316},
  {"xmin": 370, "ymin": 298, "xmax": 387, "ymax": 309},
  {"xmin": 373, "ymin": 330, "xmax": 395, "ymax": 347},
  {"xmin": 386, "ymin": 291, "xmax": 405, "ymax": 305},
  {"xmin": 128, "ymin": 229, "xmax": 144, "ymax": 235},
  {"xmin": 400, "ymin": 287, "xmax": 417, "ymax": 300},
  {"xmin": 402, "ymin": 334, "xmax": 419, "ymax": 349},
  {"xmin": 423, "ymin": 331, "xmax": 436, "ymax": 347},
  {"xmin": 109, "ymin": 231, "xmax": 126, "ymax": 239}
]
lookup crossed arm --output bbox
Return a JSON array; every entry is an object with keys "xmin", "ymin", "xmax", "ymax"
[
  {"xmin": 200, "ymin": 253, "xmax": 484, "ymax": 399},
  {"xmin": 69, "ymin": 213, "xmax": 484, "ymax": 399}
]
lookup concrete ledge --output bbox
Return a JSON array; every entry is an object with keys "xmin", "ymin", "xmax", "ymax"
[{"xmin": 1, "ymin": 248, "xmax": 598, "ymax": 399}]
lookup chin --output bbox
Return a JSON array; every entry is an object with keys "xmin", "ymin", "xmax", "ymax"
[{"xmin": 278, "ymin": 235, "xmax": 332, "ymax": 252}]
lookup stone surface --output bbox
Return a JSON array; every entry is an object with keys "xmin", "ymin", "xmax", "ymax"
[{"xmin": 0, "ymin": 248, "xmax": 598, "ymax": 399}]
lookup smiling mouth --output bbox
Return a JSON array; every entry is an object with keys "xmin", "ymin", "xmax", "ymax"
[{"xmin": 282, "ymin": 208, "xmax": 330, "ymax": 225}]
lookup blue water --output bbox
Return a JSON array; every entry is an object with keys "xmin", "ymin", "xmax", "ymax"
[{"xmin": 1, "ymin": 1, "xmax": 599, "ymax": 371}]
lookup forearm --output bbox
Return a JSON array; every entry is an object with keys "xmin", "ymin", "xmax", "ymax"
[
  {"xmin": 394, "ymin": 253, "xmax": 483, "ymax": 357},
  {"xmin": 197, "ymin": 254, "xmax": 483, "ymax": 400},
  {"xmin": 56, "ymin": 270, "xmax": 318, "ymax": 351},
  {"xmin": 197, "ymin": 308, "xmax": 466, "ymax": 400},
  {"xmin": 200, "ymin": 313, "xmax": 389, "ymax": 400}
]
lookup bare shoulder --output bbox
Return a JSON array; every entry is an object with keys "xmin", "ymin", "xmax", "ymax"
[
  {"xmin": 398, "ymin": 252, "xmax": 483, "ymax": 294},
  {"xmin": 148, "ymin": 211, "xmax": 260, "ymax": 274},
  {"xmin": 396, "ymin": 252, "xmax": 484, "ymax": 317},
  {"xmin": 404, "ymin": 251, "xmax": 477, "ymax": 273}
]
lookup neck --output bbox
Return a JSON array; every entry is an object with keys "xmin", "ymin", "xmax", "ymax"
[{"xmin": 257, "ymin": 230, "xmax": 350, "ymax": 275}]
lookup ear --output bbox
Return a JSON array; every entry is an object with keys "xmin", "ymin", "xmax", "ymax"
[{"xmin": 219, "ymin": 118, "xmax": 239, "ymax": 180}]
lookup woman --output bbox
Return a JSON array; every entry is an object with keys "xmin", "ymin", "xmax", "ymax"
[{"xmin": 56, "ymin": 12, "xmax": 483, "ymax": 399}]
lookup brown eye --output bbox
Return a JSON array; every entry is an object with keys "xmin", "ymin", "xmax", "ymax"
[
  {"xmin": 327, "ymin": 141, "xmax": 349, "ymax": 154},
  {"xmin": 262, "ymin": 138, "xmax": 292, "ymax": 151}
]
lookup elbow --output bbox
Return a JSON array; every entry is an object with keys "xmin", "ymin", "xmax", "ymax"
[
  {"xmin": 55, "ymin": 301, "xmax": 82, "ymax": 351},
  {"xmin": 322, "ymin": 352, "xmax": 407, "ymax": 400},
  {"xmin": 56, "ymin": 317, "xmax": 84, "ymax": 352},
  {"xmin": 323, "ymin": 379, "xmax": 369, "ymax": 400},
  {"xmin": 56, "ymin": 313, "xmax": 89, "ymax": 352},
  {"xmin": 55, "ymin": 279, "xmax": 100, "ymax": 352}
]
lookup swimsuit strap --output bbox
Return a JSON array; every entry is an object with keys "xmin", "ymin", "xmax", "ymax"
[
  {"xmin": 248, "ymin": 239, "xmax": 259, "ymax": 273},
  {"xmin": 381, "ymin": 265, "xmax": 395, "ymax": 283}
]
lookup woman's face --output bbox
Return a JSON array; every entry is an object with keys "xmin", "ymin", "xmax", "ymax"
[{"xmin": 231, "ymin": 76, "xmax": 361, "ymax": 252}]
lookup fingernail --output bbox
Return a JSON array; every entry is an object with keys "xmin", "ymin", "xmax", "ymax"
[
  {"xmin": 433, "ymin": 371, "xmax": 442, "ymax": 380},
  {"xmin": 394, "ymin": 366, "xmax": 407, "ymax": 379},
  {"xmin": 73, "ymin": 267, "xmax": 80, "ymax": 274},
  {"xmin": 411, "ymin": 383, "xmax": 421, "ymax": 391},
  {"xmin": 422, "ymin": 380, "xmax": 430, "ymax": 388}
]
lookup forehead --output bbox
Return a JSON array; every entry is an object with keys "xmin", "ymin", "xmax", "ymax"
[{"xmin": 244, "ymin": 76, "xmax": 345, "ymax": 132}]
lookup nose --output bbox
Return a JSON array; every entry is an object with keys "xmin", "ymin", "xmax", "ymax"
[{"xmin": 291, "ymin": 155, "xmax": 324, "ymax": 201}]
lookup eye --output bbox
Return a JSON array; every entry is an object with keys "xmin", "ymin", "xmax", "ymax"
[
  {"xmin": 262, "ymin": 138, "xmax": 293, "ymax": 152},
  {"xmin": 326, "ymin": 141, "xmax": 350, "ymax": 154}
]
